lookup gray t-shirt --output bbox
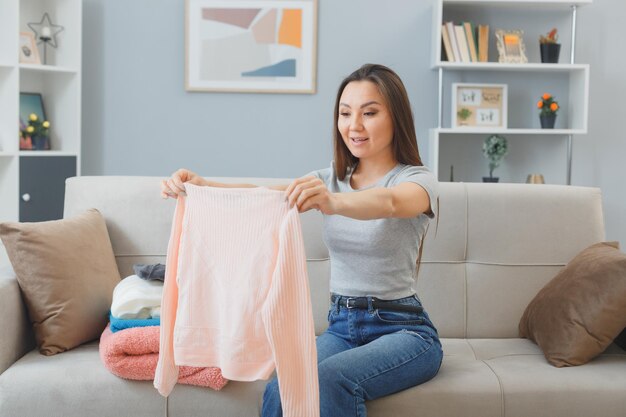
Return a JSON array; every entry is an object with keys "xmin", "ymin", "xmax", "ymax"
[{"xmin": 306, "ymin": 160, "xmax": 439, "ymax": 300}]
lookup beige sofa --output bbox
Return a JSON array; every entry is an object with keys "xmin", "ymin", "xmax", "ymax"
[{"xmin": 1, "ymin": 176, "xmax": 625, "ymax": 417}]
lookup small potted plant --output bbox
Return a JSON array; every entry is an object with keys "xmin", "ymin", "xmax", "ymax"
[
  {"xmin": 457, "ymin": 108, "xmax": 472, "ymax": 126},
  {"xmin": 20, "ymin": 113, "xmax": 51, "ymax": 150},
  {"xmin": 539, "ymin": 28, "xmax": 561, "ymax": 63},
  {"xmin": 537, "ymin": 93, "xmax": 559, "ymax": 129},
  {"xmin": 482, "ymin": 134, "xmax": 508, "ymax": 183}
]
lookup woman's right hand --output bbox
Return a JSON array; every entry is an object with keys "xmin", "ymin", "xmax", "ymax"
[{"xmin": 161, "ymin": 168, "xmax": 204, "ymax": 199}]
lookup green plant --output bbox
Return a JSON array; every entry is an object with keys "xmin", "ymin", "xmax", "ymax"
[
  {"xmin": 482, "ymin": 134, "xmax": 508, "ymax": 178},
  {"xmin": 540, "ymin": 28, "xmax": 559, "ymax": 44},
  {"xmin": 457, "ymin": 108, "xmax": 472, "ymax": 121},
  {"xmin": 20, "ymin": 113, "xmax": 50, "ymax": 139},
  {"xmin": 537, "ymin": 93, "xmax": 559, "ymax": 116}
]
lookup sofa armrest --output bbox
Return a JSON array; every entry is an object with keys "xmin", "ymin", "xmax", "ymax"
[{"xmin": 0, "ymin": 266, "xmax": 35, "ymax": 375}]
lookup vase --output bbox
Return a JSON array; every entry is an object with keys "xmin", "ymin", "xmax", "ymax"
[
  {"xmin": 526, "ymin": 174, "xmax": 545, "ymax": 184},
  {"xmin": 540, "ymin": 113, "xmax": 557, "ymax": 129},
  {"xmin": 19, "ymin": 135, "xmax": 32, "ymax": 150},
  {"xmin": 482, "ymin": 176, "xmax": 499, "ymax": 183},
  {"xmin": 540, "ymin": 43, "xmax": 561, "ymax": 63},
  {"xmin": 31, "ymin": 134, "xmax": 50, "ymax": 150}
]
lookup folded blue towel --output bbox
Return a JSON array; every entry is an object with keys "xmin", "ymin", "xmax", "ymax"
[{"xmin": 109, "ymin": 312, "xmax": 160, "ymax": 333}]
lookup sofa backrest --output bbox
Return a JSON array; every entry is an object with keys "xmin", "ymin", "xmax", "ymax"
[{"xmin": 64, "ymin": 177, "xmax": 605, "ymax": 338}]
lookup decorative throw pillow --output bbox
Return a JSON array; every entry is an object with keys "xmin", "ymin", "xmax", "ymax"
[
  {"xmin": 0, "ymin": 208, "xmax": 121, "ymax": 356},
  {"xmin": 519, "ymin": 241, "xmax": 626, "ymax": 367}
]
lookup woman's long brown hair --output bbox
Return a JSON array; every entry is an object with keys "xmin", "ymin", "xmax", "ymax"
[{"xmin": 332, "ymin": 63, "xmax": 423, "ymax": 180}]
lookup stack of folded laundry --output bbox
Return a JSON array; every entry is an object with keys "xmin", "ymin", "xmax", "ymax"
[
  {"xmin": 99, "ymin": 263, "xmax": 228, "ymax": 390},
  {"xmin": 109, "ymin": 263, "xmax": 164, "ymax": 332}
]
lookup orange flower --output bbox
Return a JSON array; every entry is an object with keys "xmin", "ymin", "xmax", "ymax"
[
  {"xmin": 542, "ymin": 93, "xmax": 551, "ymax": 100},
  {"xmin": 537, "ymin": 100, "xmax": 544, "ymax": 109},
  {"xmin": 550, "ymin": 102, "xmax": 559, "ymax": 111}
]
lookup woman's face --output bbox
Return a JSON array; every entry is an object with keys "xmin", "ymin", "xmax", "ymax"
[{"xmin": 338, "ymin": 80, "xmax": 394, "ymax": 161}]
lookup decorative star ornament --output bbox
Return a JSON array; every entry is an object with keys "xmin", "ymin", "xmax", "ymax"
[{"xmin": 27, "ymin": 13, "xmax": 64, "ymax": 48}]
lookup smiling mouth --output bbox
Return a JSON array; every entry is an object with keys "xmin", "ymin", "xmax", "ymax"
[{"xmin": 351, "ymin": 137, "xmax": 369, "ymax": 143}]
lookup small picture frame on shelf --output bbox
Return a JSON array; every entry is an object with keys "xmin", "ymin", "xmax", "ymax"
[
  {"xmin": 452, "ymin": 83, "xmax": 508, "ymax": 129},
  {"xmin": 19, "ymin": 92, "xmax": 51, "ymax": 151},
  {"xmin": 495, "ymin": 29, "xmax": 528, "ymax": 64},
  {"xmin": 19, "ymin": 32, "xmax": 41, "ymax": 65}
]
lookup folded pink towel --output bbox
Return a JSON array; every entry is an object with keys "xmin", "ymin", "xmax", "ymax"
[{"xmin": 99, "ymin": 323, "xmax": 228, "ymax": 390}]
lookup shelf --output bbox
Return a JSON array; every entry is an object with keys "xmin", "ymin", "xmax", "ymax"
[
  {"xmin": 435, "ymin": 128, "xmax": 586, "ymax": 135},
  {"xmin": 19, "ymin": 64, "xmax": 78, "ymax": 75},
  {"xmin": 2, "ymin": 0, "xmax": 82, "ymax": 225},
  {"xmin": 18, "ymin": 151, "xmax": 79, "ymax": 157},
  {"xmin": 434, "ymin": 63, "xmax": 589, "ymax": 72},
  {"xmin": 443, "ymin": 0, "xmax": 592, "ymax": 8}
]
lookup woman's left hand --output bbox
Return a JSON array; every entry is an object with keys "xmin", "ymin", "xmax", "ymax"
[{"xmin": 285, "ymin": 176, "xmax": 340, "ymax": 214}]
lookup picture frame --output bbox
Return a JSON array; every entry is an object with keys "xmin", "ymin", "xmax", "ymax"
[
  {"xmin": 451, "ymin": 83, "xmax": 508, "ymax": 129},
  {"xmin": 495, "ymin": 29, "xmax": 528, "ymax": 64},
  {"xmin": 19, "ymin": 92, "xmax": 51, "ymax": 150},
  {"xmin": 185, "ymin": 0, "xmax": 318, "ymax": 93},
  {"xmin": 19, "ymin": 32, "xmax": 41, "ymax": 65}
]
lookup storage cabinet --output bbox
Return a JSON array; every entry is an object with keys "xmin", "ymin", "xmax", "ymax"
[
  {"xmin": 0, "ymin": 0, "xmax": 82, "ymax": 264},
  {"xmin": 429, "ymin": 0, "xmax": 591, "ymax": 184},
  {"xmin": 19, "ymin": 156, "xmax": 76, "ymax": 222}
]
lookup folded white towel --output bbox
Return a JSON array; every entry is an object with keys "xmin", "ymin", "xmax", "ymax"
[{"xmin": 111, "ymin": 275, "xmax": 163, "ymax": 319}]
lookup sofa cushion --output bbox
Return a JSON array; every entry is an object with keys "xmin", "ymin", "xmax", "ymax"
[
  {"xmin": 518, "ymin": 241, "xmax": 626, "ymax": 367},
  {"xmin": 0, "ymin": 342, "xmax": 165, "ymax": 417},
  {"xmin": 482, "ymin": 350, "xmax": 626, "ymax": 417},
  {"xmin": 169, "ymin": 338, "xmax": 504, "ymax": 417},
  {"xmin": 0, "ymin": 209, "xmax": 121, "ymax": 355}
]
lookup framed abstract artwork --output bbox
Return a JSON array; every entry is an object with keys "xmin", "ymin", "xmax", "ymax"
[
  {"xmin": 451, "ymin": 83, "xmax": 508, "ymax": 129},
  {"xmin": 185, "ymin": 0, "xmax": 318, "ymax": 93}
]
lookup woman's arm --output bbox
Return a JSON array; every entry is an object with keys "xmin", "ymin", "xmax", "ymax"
[
  {"xmin": 333, "ymin": 183, "xmax": 431, "ymax": 220},
  {"xmin": 286, "ymin": 177, "xmax": 431, "ymax": 220}
]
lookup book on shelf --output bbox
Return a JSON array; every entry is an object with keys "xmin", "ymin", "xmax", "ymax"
[
  {"xmin": 441, "ymin": 24, "xmax": 455, "ymax": 62},
  {"xmin": 441, "ymin": 21, "xmax": 484, "ymax": 63},
  {"xmin": 464, "ymin": 22, "xmax": 478, "ymax": 62},
  {"xmin": 478, "ymin": 24, "xmax": 489, "ymax": 62},
  {"xmin": 445, "ymin": 21, "xmax": 461, "ymax": 62},
  {"xmin": 454, "ymin": 25, "xmax": 471, "ymax": 63}
]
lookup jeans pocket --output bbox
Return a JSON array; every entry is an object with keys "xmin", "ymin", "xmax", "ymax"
[
  {"xmin": 375, "ymin": 309, "xmax": 424, "ymax": 325},
  {"xmin": 327, "ymin": 307, "xmax": 337, "ymax": 323}
]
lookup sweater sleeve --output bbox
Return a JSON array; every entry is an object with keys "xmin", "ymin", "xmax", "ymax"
[
  {"xmin": 261, "ymin": 207, "xmax": 320, "ymax": 417},
  {"xmin": 153, "ymin": 195, "xmax": 186, "ymax": 396}
]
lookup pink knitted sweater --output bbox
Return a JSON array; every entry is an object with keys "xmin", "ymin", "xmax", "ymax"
[{"xmin": 154, "ymin": 184, "xmax": 319, "ymax": 417}]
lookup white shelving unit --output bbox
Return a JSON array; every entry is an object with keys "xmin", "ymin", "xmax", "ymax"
[
  {"xmin": 429, "ymin": 0, "xmax": 591, "ymax": 184},
  {"xmin": 0, "ymin": 0, "xmax": 82, "ymax": 266}
]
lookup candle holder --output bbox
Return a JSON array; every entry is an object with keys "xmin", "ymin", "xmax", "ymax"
[{"xmin": 27, "ymin": 13, "xmax": 64, "ymax": 65}]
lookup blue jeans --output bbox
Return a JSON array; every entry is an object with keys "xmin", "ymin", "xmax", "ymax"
[{"xmin": 261, "ymin": 293, "xmax": 443, "ymax": 417}]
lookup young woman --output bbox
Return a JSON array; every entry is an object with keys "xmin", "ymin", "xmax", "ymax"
[{"xmin": 161, "ymin": 63, "xmax": 442, "ymax": 417}]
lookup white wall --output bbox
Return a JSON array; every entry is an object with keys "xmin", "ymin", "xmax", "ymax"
[
  {"xmin": 574, "ymin": 0, "xmax": 625, "ymax": 246},
  {"xmin": 82, "ymin": 0, "xmax": 625, "ymax": 247},
  {"xmin": 81, "ymin": 0, "xmax": 437, "ymax": 178}
]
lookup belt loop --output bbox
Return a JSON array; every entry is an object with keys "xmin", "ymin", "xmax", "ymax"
[
  {"xmin": 367, "ymin": 296, "xmax": 374, "ymax": 314},
  {"xmin": 335, "ymin": 296, "xmax": 340, "ymax": 313}
]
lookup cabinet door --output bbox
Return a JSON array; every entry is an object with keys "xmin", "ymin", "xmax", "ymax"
[{"xmin": 19, "ymin": 156, "xmax": 77, "ymax": 222}]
